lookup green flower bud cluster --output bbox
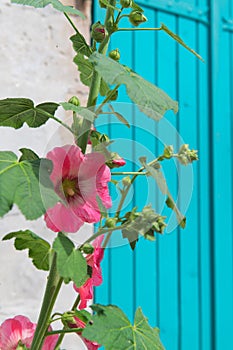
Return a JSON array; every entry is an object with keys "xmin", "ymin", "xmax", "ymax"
[
  {"xmin": 177, "ymin": 144, "xmax": 198, "ymax": 165},
  {"xmin": 81, "ymin": 242, "xmax": 94, "ymax": 254}
]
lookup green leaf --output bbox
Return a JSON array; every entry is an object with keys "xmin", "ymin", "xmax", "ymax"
[
  {"xmin": 3, "ymin": 230, "xmax": 51, "ymax": 271},
  {"xmin": 109, "ymin": 105, "xmax": 130, "ymax": 128},
  {"xmin": 0, "ymin": 98, "xmax": 59, "ymax": 129},
  {"xmin": 89, "ymin": 52, "xmax": 178, "ymax": 121},
  {"xmin": 161, "ymin": 23, "xmax": 204, "ymax": 62},
  {"xmin": 53, "ymin": 232, "xmax": 88, "ymax": 287},
  {"xmin": 60, "ymin": 103, "xmax": 95, "ymax": 122},
  {"xmin": 0, "ymin": 151, "xmax": 59, "ymax": 219},
  {"xmin": 73, "ymin": 54, "xmax": 110, "ymax": 97},
  {"xmin": 83, "ymin": 305, "xmax": 165, "ymax": 350},
  {"xmin": 19, "ymin": 148, "xmax": 39, "ymax": 161},
  {"xmin": 11, "ymin": 0, "xmax": 85, "ymax": 18},
  {"xmin": 74, "ymin": 54, "xmax": 93, "ymax": 87},
  {"xmin": 139, "ymin": 157, "xmax": 186, "ymax": 228},
  {"xmin": 70, "ymin": 33, "xmax": 93, "ymax": 57}
]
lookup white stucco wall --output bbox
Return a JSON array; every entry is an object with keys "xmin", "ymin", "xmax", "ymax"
[{"xmin": 0, "ymin": 0, "xmax": 92, "ymax": 348}]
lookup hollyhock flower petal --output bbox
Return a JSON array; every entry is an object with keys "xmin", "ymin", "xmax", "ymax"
[
  {"xmin": 0, "ymin": 315, "xmax": 36, "ymax": 350},
  {"xmin": 44, "ymin": 145, "xmax": 112, "ymax": 233},
  {"xmin": 69, "ymin": 317, "xmax": 101, "ymax": 350},
  {"xmin": 45, "ymin": 203, "xmax": 84, "ymax": 233},
  {"xmin": 74, "ymin": 235, "xmax": 104, "ymax": 309},
  {"xmin": 42, "ymin": 332, "xmax": 59, "ymax": 350}
]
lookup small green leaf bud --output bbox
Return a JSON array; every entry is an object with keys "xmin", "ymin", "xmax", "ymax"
[
  {"xmin": 163, "ymin": 145, "xmax": 174, "ymax": 159},
  {"xmin": 109, "ymin": 48, "xmax": 120, "ymax": 61},
  {"xmin": 122, "ymin": 176, "xmax": 131, "ymax": 186},
  {"xmin": 68, "ymin": 96, "xmax": 80, "ymax": 106},
  {"xmin": 105, "ymin": 217, "xmax": 117, "ymax": 228},
  {"xmin": 129, "ymin": 10, "xmax": 147, "ymax": 26},
  {"xmin": 91, "ymin": 22, "xmax": 107, "ymax": 43},
  {"xmin": 120, "ymin": 0, "xmax": 132, "ymax": 8},
  {"xmin": 82, "ymin": 243, "xmax": 94, "ymax": 254},
  {"xmin": 61, "ymin": 311, "xmax": 76, "ymax": 327}
]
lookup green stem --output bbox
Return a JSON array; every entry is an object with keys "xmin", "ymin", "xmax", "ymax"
[
  {"xmin": 95, "ymin": 84, "xmax": 120, "ymax": 115},
  {"xmin": 47, "ymin": 328, "xmax": 83, "ymax": 336},
  {"xmin": 31, "ymin": 253, "xmax": 63, "ymax": 350},
  {"xmin": 111, "ymin": 171, "xmax": 147, "ymax": 175},
  {"xmin": 78, "ymin": 1, "xmax": 116, "ymax": 153},
  {"xmin": 117, "ymin": 27, "xmax": 162, "ymax": 31},
  {"xmin": 53, "ymin": 295, "xmax": 81, "ymax": 349},
  {"xmin": 114, "ymin": 6, "xmax": 124, "ymax": 25},
  {"xmin": 64, "ymin": 12, "xmax": 79, "ymax": 33},
  {"xmin": 50, "ymin": 115, "xmax": 74, "ymax": 134}
]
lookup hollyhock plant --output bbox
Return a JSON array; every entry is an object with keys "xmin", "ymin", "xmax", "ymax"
[
  {"xmin": 0, "ymin": 315, "xmax": 58, "ymax": 350},
  {"xmin": 44, "ymin": 145, "xmax": 112, "ymax": 233},
  {"xmin": 74, "ymin": 235, "xmax": 104, "ymax": 309}
]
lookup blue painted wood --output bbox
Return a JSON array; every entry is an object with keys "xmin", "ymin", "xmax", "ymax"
[{"xmin": 94, "ymin": 0, "xmax": 233, "ymax": 349}]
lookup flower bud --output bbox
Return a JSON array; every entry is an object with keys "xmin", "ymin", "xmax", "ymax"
[
  {"xmin": 122, "ymin": 176, "xmax": 131, "ymax": 186},
  {"xmin": 106, "ymin": 152, "xmax": 126, "ymax": 168},
  {"xmin": 163, "ymin": 145, "xmax": 174, "ymax": 159},
  {"xmin": 68, "ymin": 96, "xmax": 80, "ymax": 106},
  {"xmin": 120, "ymin": 0, "xmax": 132, "ymax": 8},
  {"xmin": 129, "ymin": 10, "xmax": 147, "ymax": 26},
  {"xmin": 82, "ymin": 243, "xmax": 94, "ymax": 254},
  {"xmin": 91, "ymin": 22, "xmax": 107, "ymax": 43},
  {"xmin": 105, "ymin": 217, "xmax": 117, "ymax": 228},
  {"xmin": 109, "ymin": 48, "xmax": 120, "ymax": 61},
  {"xmin": 61, "ymin": 311, "xmax": 77, "ymax": 327}
]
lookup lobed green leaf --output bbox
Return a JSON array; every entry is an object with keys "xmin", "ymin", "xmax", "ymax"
[
  {"xmin": 83, "ymin": 304, "xmax": 165, "ymax": 350},
  {"xmin": 89, "ymin": 52, "xmax": 178, "ymax": 121},
  {"xmin": 60, "ymin": 103, "xmax": 96, "ymax": 122},
  {"xmin": 11, "ymin": 0, "xmax": 85, "ymax": 17},
  {"xmin": 0, "ymin": 98, "xmax": 59, "ymax": 129},
  {"xmin": 3, "ymin": 230, "xmax": 51, "ymax": 271},
  {"xmin": 70, "ymin": 33, "xmax": 93, "ymax": 57},
  {"xmin": 0, "ymin": 151, "xmax": 59, "ymax": 219}
]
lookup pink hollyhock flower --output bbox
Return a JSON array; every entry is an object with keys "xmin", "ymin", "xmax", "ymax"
[
  {"xmin": 44, "ymin": 145, "xmax": 112, "ymax": 233},
  {"xmin": 69, "ymin": 316, "xmax": 100, "ymax": 350},
  {"xmin": 74, "ymin": 235, "xmax": 104, "ymax": 309},
  {"xmin": 0, "ymin": 315, "xmax": 58, "ymax": 350}
]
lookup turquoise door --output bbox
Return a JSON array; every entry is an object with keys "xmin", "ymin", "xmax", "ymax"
[{"xmin": 94, "ymin": 1, "xmax": 233, "ymax": 349}]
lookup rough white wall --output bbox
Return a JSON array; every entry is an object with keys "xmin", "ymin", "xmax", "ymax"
[{"xmin": 0, "ymin": 0, "xmax": 92, "ymax": 348}]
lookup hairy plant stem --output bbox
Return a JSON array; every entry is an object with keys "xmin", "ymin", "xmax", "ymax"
[
  {"xmin": 53, "ymin": 295, "xmax": 81, "ymax": 349},
  {"xmin": 30, "ymin": 253, "xmax": 63, "ymax": 350},
  {"xmin": 78, "ymin": 0, "xmax": 117, "ymax": 153},
  {"xmin": 117, "ymin": 27, "xmax": 162, "ymax": 31}
]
